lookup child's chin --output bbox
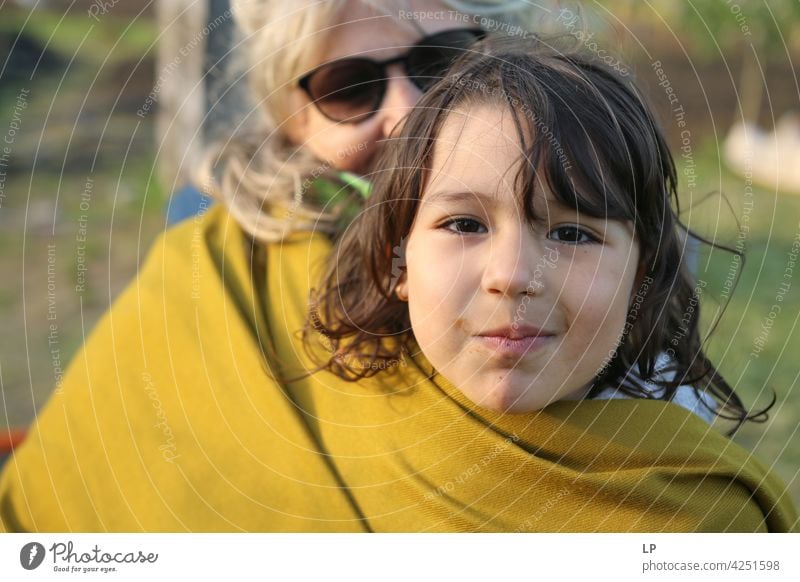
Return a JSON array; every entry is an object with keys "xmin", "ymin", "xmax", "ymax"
[{"xmin": 462, "ymin": 382, "xmax": 547, "ymax": 414}]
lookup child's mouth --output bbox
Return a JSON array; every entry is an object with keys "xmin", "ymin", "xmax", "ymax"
[{"xmin": 474, "ymin": 335, "xmax": 554, "ymax": 358}]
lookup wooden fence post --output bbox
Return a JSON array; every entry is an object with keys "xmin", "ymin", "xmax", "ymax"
[{"xmin": 155, "ymin": 0, "xmax": 209, "ymax": 193}]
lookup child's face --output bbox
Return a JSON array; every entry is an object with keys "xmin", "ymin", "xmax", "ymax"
[{"xmin": 394, "ymin": 105, "xmax": 642, "ymax": 413}]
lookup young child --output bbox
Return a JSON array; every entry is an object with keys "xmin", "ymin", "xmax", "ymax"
[
  {"xmin": 307, "ymin": 36, "xmax": 737, "ymax": 425},
  {"xmin": 304, "ymin": 37, "xmax": 798, "ymax": 531}
]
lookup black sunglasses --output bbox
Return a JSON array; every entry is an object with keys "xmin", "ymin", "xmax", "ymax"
[{"xmin": 298, "ymin": 28, "xmax": 486, "ymax": 123}]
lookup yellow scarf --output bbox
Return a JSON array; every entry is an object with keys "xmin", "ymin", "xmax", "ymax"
[{"xmin": 1, "ymin": 205, "xmax": 796, "ymax": 532}]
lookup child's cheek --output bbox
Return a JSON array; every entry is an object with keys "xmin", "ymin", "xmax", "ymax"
[
  {"xmin": 411, "ymin": 238, "xmax": 458, "ymax": 295},
  {"xmin": 405, "ymin": 237, "xmax": 453, "ymax": 317},
  {"xmin": 562, "ymin": 269, "xmax": 631, "ymax": 341}
]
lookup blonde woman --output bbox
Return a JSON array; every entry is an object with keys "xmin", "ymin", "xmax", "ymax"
[{"xmin": 0, "ymin": 0, "xmax": 534, "ymax": 532}]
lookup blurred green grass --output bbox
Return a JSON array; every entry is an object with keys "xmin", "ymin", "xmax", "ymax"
[
  {"xmin": 0, "ymin": 9, "xmax": 157, "ymax": 67},
  {"xmin": 0, "ymin": 6, "xmax": 164, "ymax": 426}
]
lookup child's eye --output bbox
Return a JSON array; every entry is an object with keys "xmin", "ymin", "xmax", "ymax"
[
  {"xmin": 547, "ymin": 225, "xmax": 598, "ymax": 244},
  {"xmin": 439, "ymin": 217, "xmax": 488, "ymax": 234}
]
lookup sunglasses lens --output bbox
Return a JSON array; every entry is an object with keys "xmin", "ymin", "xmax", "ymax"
[
  {"xmin": 406, "ymin": 29, "xmax": 485, "ymax": 91},
  {"xmin": 305, "ymin": 60, "xmax": 385, "ymax": 122},
  {"xmin": 300, "ymin": 29, "xmax": 485, "ymax": 123}
]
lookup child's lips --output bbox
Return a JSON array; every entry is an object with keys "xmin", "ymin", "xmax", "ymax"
[
  {"xmin": 477, "ymin": 324, "xmax": 550, "ymax": 339},
  {"xmin": 474, "ymin": 334, "xmax": 554, "ymax": 358}
]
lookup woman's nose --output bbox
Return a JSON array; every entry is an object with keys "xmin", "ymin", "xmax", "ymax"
[
  {"xmin": 481, "ymin": 228, "xmax": 553, "ymax": 298},
  {"xmin": 378, "ymin": 67, "xmax": 423, "ymax": 137}
]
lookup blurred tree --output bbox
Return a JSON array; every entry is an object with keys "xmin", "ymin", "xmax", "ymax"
[{"xmin": 593, "ymin": 0, "xmax": 800, "ymax": 124}]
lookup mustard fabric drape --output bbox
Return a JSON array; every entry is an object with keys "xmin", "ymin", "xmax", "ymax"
[{"xmin": 1, "ymin": 205, "xmax": 796, "ymax": 532}]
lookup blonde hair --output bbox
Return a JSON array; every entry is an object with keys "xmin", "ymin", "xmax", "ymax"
[{"xmin": 196, "ymin": 0, "xmax": 536, "ymax": 242}]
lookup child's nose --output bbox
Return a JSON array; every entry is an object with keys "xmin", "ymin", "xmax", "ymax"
[
  {"xmin": 481, "ymin": 229, "xmax": 552, "ymax": 298},
  {"xmin": 378, "ymin": 66, "xmax": 423, "ymax": 138}
]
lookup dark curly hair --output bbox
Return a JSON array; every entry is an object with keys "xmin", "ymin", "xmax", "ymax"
[{"xmin": 296, "ymin": 35, "xmax": 771, "ymax": 434}]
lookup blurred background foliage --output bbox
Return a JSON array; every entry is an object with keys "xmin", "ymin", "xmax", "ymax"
[
  {"xmin": 0, "ymin": 1, "xmax": 162, "ymax": 428},
  {"xmin": 1, "ymin": 0, "xmax": 799, "ymax": 507},
  {"xmin": 584, "ymin": 0, "xmax": 800, "ymax": 506}
]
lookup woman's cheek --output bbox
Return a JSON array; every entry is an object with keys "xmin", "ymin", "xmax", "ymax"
[{"xmin": 327, "ymin": 122, "xmax": 382, "ymax": 172}]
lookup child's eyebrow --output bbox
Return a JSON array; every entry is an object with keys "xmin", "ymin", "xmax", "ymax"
[
  {"xmin": 420, "ymin": 190, "xmax": 609, "ymax": 223},
  {"xmin": 422, "ymin": 189, "xmax": 569, "ymax": 214},
  {"xmin": 421, "ymin": 190, "xmax": 502, "ymax": 208}
]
